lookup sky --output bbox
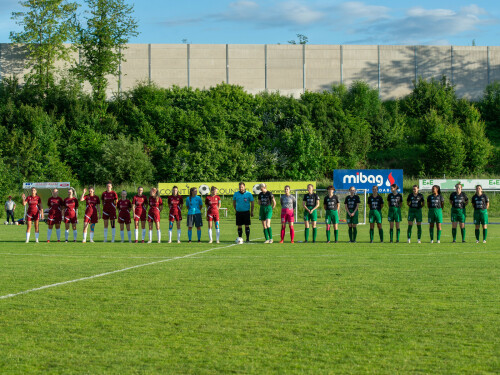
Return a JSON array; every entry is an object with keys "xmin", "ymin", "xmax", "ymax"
[{"xmin": 1, "ymin": 0, "xmax": 499, "ymax": 46}]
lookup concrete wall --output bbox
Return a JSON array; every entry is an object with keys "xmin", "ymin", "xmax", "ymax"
[{"xmin": 1, "ymin": 43, "xmax": 499, "ymax": 100}]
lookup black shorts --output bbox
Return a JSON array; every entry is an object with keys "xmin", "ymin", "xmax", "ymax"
[
  {"xmin": 187, "ymin": 213, "xmax": 203, "ymax": 228},
  {"xmin": 236, "ymin": 211, "xmax": 251, "ymax": 226}
]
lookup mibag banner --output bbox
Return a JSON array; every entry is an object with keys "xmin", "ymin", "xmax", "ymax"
[{"xmin": 333, "ymin": 170, "xmax": 403, "ymax": 193}]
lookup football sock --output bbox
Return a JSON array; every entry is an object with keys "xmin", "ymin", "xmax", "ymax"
[
  {"xmin": 389, "ymin": 229, "xmax": 393, "ymax": 242},
  {"xmin": 188, "ymin": 229, "xmax": 192, "ymax": 241},
  {"xmin": 35, "ymin": 232, "xmax": 39, "ymax": 241},
  {"xmin": 334, "ymin": 230, "xmax": 338, "ymax": 242},
  {"xmin": 197, "ymin": 229, "xmax": 201, "ymax": 241},
  {"xmin": 396, "ymin": 228, "xmax": 400, "ymax": 242},
  {"xmin": 370, "ymin": 228, "xmax": 374, "ymax": 242},
  {"xmin": 452, "ymin": 228, "xmax": 457, "ymax": 241},
  {"xmin": 475, "ymin": 229, "xmax": 480, "ymax": 240},
  {"xmin": 216, "ymin": 228, "xmax": 220, "ymax": 242},
  {"xmin": 348, "ymin": 227, "xmax": 352, "ymax": 242},
  {"xmin": 238, "ymin": 228, "xmax": 243, "ymax": 237},
  {"xmin": 281, "ymin": 226, "xmax": 285, "ymax": 241},
  {"xmin": 290, "ymin": 226, "xmax": 295, "ymax": 242},
  {"xmin": 135, "ymin": 229, "xmax": 139, "ymax": 241},
  {"xmin": 305, "ymin": 228, "xmax": 309, "ymax": 241},
  {"xmin": 157, "ymin": 230, "xmax": 161, "ymax": 242},
  {"xmin": 169, "ymin": 229, "xmax": 173, "ymax": 242},
  {"xmin": 417, "ymin": 225, "xmax": 422, "ymax": 239},
  {"xmin": 379, "ymin": 229, "xmax": 384, "ymax": 242},
  {"xmin": 47, "ymin": 228, "xmax": 52, "ymax": 241},
  {"xmin": 103, "ymin": 228, "xmax": 108, "ymax": 242},
  {"xmin": 83, "ymin": 231, "xmax": 87, "ymax": 241},
  {"xmin": 268, "ymin": 227, "xmax": 272, "ymax": 239},
  {"xmin": 65, "ymin": 230, "xmax": 69, "ymax": 241},
  {"xmin": 89, "ymin": 231, "xmax": 94, "ymax": 241},
  {"xmin": 120, "ymin": 230, "xmax": 124, "ymax": 241},
  {"xmin": 26, "ymin": 232, "xmax": 30, "ymax": 242},
  {"xmin": 142, "ymin": 229, "xmax": 146, "ymax": 241},
  {"xmin": 429, "ymin": 227, "xmax": 434, "ymax": 241},
  {"xmin": 264, "ymin": 229, "xmax": 269, "ymax": 240},
  {"xmin": 177, "ymin": 229, "xmax": 181, "ymax": 241},
  {"xmin": 483, "ymin": 228, "xmax": 487, "ymax": 240},
  {"xmin": 437, "ymin": 230, "xmax": 442, "ymax": 241},
  {"xmin": 127, "ymin": 231, "xmax": 131, "ymax": 242},
  {"xmin": 312, "ymin": 228, "xmax": 317, "ymax": 242},
  {"xmin": 461, "ymin": 228, "xmax": 466, "ymax": 241},
  {"xmin": 407, "ymin": 225, "xmax": 412, "ymax": 239},
  {"xmin": 73, "ymin": 230, "xmax": 77, "ymax": 241},
  {"xmin": 208, "ymin": 229, "xmax": 213, "ymax": 241},
  {"xmin": 56, "ymin": 228, "xmax": 61, "ymax": 241},
  {"xmin": 111, "ymin": 228, "xmax": 116, "ymax": 242},
  {"xmin": 353, "ymin": 228, "xmax": 357, "ymax": 241},
  {"xmin": 326, "ymin": 225, "xmax": 331, "ymax": 242},
  {"xmin": 245, "ymin": 227, "xmax": 250, "ymax": 241},
  {"xmin": 149, "ymin": 230, "xmax": 153, "ymax": 241}
]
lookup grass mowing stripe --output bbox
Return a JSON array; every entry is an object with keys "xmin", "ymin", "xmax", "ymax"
[{"xmin": 0, "ymin": 243, "xmax": 236, "ymax": 300}]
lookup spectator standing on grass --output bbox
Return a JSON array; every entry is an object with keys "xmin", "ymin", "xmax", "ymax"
[{"xmin": 5, "ymin": 196, "xmax": 16, "ymax": 224}]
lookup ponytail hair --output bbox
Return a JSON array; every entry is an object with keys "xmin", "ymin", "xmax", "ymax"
[
  {"xmin": 189, "ymin": 187, "xmax": 197, "ymax": 198},
  {"xmin": 432, "ymin": 185, "xmax": 441, "ymax": 195}
]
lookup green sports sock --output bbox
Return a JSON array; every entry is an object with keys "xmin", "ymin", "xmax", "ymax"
[
  {"xmin": 334, "ymin": 230, "xmax": 338, "ymax": 242},
  {"xmin": 396, "ymin": 229, "xmax": 400, "ymax": 242},
  {"xmin": 407, "ymin": 225, "xmax": 412, "ymax": 239},
  {"xmin": 452, "ymin": 228, "xmax": 457, "ymax": 241},
  {"xmin": 461, "ymin": 228, "xmax": 465, "ymax": 241},
  {"xmin": 437, "ymin": 230, "xmax": 442, "ymax": 241},
  {"xmin": 313, "ymin": 228, "xmax": 317, "ymax": 242},
  {"xmin": 390, "ymin": 229, "xmax": 394, "ymax": 242},
  {"xmin": 417, "ymin": 225, "xmax": 422, "ymax": 240},
  {"xmin": 370, "ymin": 228, "xmax": 374, "ymax": 241},
  {"xmin": 305, "ymin": 228, "xmax": 309, "ymax": 242},
  {"xmin": 353, "ymin": 227, "xmax": 357, "ymax": 241},
  {"xmin": 348, "ymin": 227, "xmax": 353, "ymax": 242},
  {"xmin": 475, "ymin": 229, "xmax": 480, "ymax": 240},
  {"xmin": 326, "ymin": 229, "xmax": 331, "ymax": 241},
  {"xmin": 264, "ymin": 229, "xmax": 269, "ymax": 240},
  {"xmin": 430, "ymin": 227, "xmax": 434, "ymax": 241},
  {"xmin": 483, "ymin": 228, "xmax": 487, "ymax": 240},
  {"xmin": 268, "ymin": 227, "xmax": 272, "ymax": 239},
  {"xmin": 379, "ymin": 229, "xmax": 384, "ymax": 242}
]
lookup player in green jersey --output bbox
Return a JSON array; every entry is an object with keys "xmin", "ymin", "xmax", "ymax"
[
  {"xmin": 303, "ymin": 184, "xmax": 320, "ymax": 243},
  {"xmin": 344, "ymin": 187, "xmax": 361, "ymax": 243},
  {"xmin": 450, "ymin": 183, "xmax": 468, "ymax": 243},
  {"xmin": 324, "ymin": 186, "xmax": 340, "ymax": 243},
  {"xmin": 387, "ymin": 183, "xmax": 403, "ymax": 243},
  {"xmin": 471, "ymin": 184, "xmax": 489, "ymax": 243},
  {"xmin": 406, "ymin": 185, "xmax": 425, "ymax": 243},
  {"xmin": 258, "ymin": 183, "xmax": 276, "ymax": 243},
  {"xmin": 427, "ymin": 185, "xmax": 444, "ymax": 243},
  {"xmin": 368, "ymin": 185, "xmax": 384, "ymax": 243}
]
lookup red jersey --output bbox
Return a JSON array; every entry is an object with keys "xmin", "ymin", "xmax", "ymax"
[
  {"xmin": 132, "ymin": 195, "xmax": 148, "ymax": 210},
  {"xmin": 168, "ymin": 195, "xmax": 183, "ymax": 213},
  {"xmin": 205, "ymin": 195, "xmax": 221, "ymax": 214},
  {"xmin": 101, "ymin": 191, "xmax": 118, "ymax": 208},
  {"xmin": 84, "ymin": 195, "xmax": 100, "ymax": 208},
  {"xmin": 47, "ymin": 197, "xmax": 64, "ymax": 215},
  {"xmin": 149, "ymin": 196, "xmax": 163, "ymax": 210},
  {"xmin": 64, "ymin": 197, "xmax": 79, "ymax": 213},
  {"xmin": 26, "ymin": 195, "xmax": 42, "ymax": 213},
  {"xmin": 118, "ymin": 199, "xmax": 132, "ymax": 213}
]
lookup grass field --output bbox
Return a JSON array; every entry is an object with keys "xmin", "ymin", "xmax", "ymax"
[{"xmin": 1, "ymin": 220, "xmax": 499, "ymax": 374}]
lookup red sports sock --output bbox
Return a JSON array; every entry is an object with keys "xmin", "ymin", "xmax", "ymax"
[
  {"xmin": 290, "ymin": 226, "xmax": 295, "ymax": 242},
  {"xmin": 281, "ymin": 225, "xmax": 285, "ymax": 241}
]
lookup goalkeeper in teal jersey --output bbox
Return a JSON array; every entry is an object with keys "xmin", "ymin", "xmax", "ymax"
[{"xmin": 449, "ymin": 183, "xmax": 468, "ymax": 243}]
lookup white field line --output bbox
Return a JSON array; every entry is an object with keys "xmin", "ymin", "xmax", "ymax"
[{"xmin": 0, "ymin": 243, "xmax": 236, "ymax": 300}]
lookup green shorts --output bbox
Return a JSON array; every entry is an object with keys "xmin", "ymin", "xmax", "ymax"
[
  {"xmin": 369, "ymin": 210, "xmax": 382, "ymax": 224},
  {"xmin": 473, "ymin": 209, "xmax": 488, "ymax": 225},
  {"xmin": 325, "ymin": 210, "xmax": 339, "ymax": 225},
  {"xmin": 259, "ymin": 205, "xmax": 273, "ymax": 221},
  {"xmin": 451, "ymin": 207, "xmax": 466, "ymax": 223},
  {"xmin": 408, "ymin": 208, "xmax": 423, "ymax": 223},
  {"xmin": 346, "ymin": 210, "xmax": 359, "ymax": 225},
  {"xmin": 387, "ymin": 207, "xmax": 402, "ymax": 222},
  {"xmin": 304, "ymin": 207, "xmax": 318, "ymax": 222},
  {"xmin": 428, "ymin": 208, "xmax": 443, "ymax": 224}
]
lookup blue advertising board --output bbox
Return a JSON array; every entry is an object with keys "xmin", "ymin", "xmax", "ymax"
[{"xmin": 333, "ymin": 170, "xmax": 403, "ymax": 193}]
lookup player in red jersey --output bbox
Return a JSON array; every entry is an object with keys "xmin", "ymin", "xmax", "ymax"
[
  {"xmin": 167, "ymin": 186, "xmax": 183, "ymax": 243},
  {"xmin": 205, "ymin": 186, "xmax": 222, "ymax": 244},
  {"xmin": 132, "ymin": 186, "xmax": 148, "ymax": 243},
  {"xmin": 117, "ymin": 190, "xmax": 132, "ymax": 243},
  {"xmin": 147, "ymin": 187, "xmax": 163, "ymax": 243},
  {"xmin": 63, "ymin": 188, "xmax": 79, "ymax": 242},
  {"xmin": 47, "ymin": 189, "xmax": 64, "ymax": 242},
  {"xmin": 80, "ymin": 186, "xmax": 100, "ymax": 243},
  {"xmin": 101, "ymin": 181, "xmax": 118, "ymax": 242},
  {"xmin": 22, "ymin": 187, "xmax": 44, "ymax": 243}
]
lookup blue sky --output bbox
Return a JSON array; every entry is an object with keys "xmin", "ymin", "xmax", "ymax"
[{"xmin": 1, "ymin": 0, "xmax": 499, "ymax": 45}]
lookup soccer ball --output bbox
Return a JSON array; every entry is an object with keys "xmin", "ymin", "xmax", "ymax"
[
  {"xmin": 252, "ymin": 184, "xmax": 262, "ymax": 195},
  {"xmin": 3, "ymin": 221, "xmax": 7, "ymax": 225},
  {"xmin": 15, "ymin": 222, "xmax": 19, "ymax": 225},
  {"xmin": 199, "ymin": 184, "xmax": 210, "ymax": 196},
  {"xmin": 235, "ymin": 237, "xmax": 244, "ymax": 245}
]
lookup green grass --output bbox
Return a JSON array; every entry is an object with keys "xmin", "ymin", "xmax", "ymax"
[{"xmin": 0, "ymin": 220, "xmax": 499, "ymax": 374}]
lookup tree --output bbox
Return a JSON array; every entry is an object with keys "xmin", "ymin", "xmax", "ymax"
[
  {"xmin": 74, "ymin": 0, "xmax": 139, "ymax": 114},
  {"xmin": 288, "ymin": 34, "xmax": 308, "ymax": 45},
  {"xmin": 10, "ymin": 0, "xmax": 78, "ymax": 92}
]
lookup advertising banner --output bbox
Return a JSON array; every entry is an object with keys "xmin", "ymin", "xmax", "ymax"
[
  {"xmin": 333, "ymin": 170, "xmax": 403, "ymax": 193},
  {"xmin": 419, "ymin": 179, "xmax": 500, "ymax": 191},
  {"xmin": 158, "ymin": 181, "xmax": 316, "ymax": 196},
  {"xmin": 23, "ymin": 182, "xmax": 71, "ymax": 189}
]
